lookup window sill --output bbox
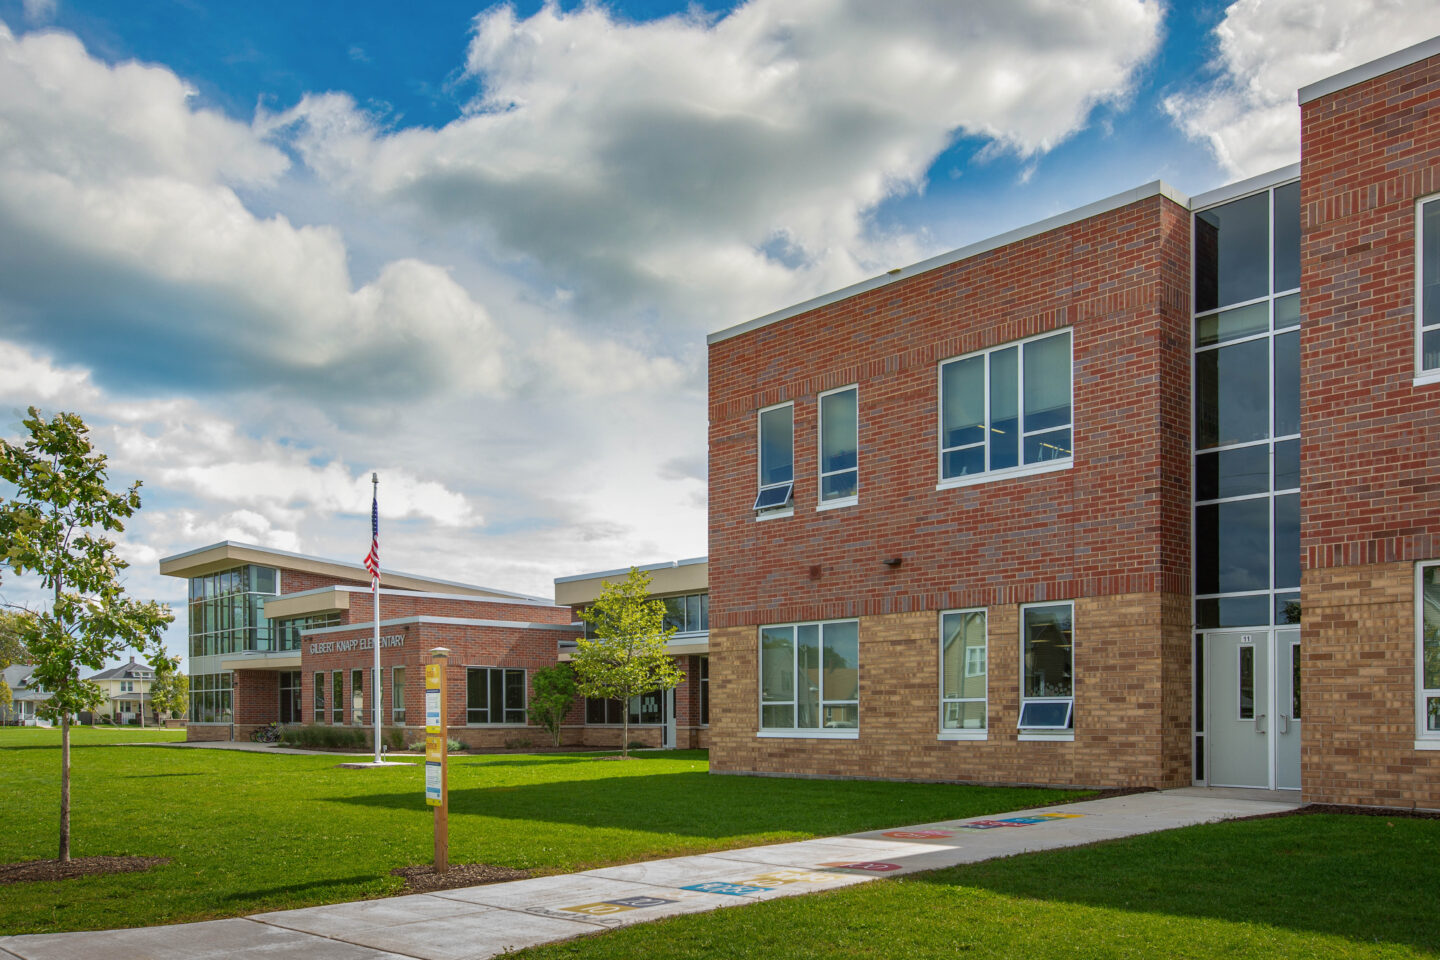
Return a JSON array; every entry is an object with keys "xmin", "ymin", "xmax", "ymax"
[
  {"xmin": 464, "ymin": 723, "xmax": 533, "ymax": 729},
  {"xmin": 937, "ymin": 730, "xmax": 987, "ymax": 741},
  {"xmin": 1018, "ymin": 731, "xmax": 1075, "ymax": 742},
  {"xmin": 1414, "ymin": 739, "xmax": 1440, "ymax": 751},
  {"xmin": 816, "ymin": 496, "xmax": 858, "ymax": 512},
  {"xmin": 936, "ymin": 458, "xmax": 1072, "ymax": 491},
  {"xmin": 755, "ymin": 508, "xmax": 794, "ymax": 522},
  {"xmin": 1414, "ymin": 370, "xmax": 1440, "ymax": 388},
  {"xmin": 757, "ymin": 729, "xmax": 859, "ymax": 740}
]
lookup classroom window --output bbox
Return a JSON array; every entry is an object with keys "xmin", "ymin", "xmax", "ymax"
[
  {"xmin": 940, "ymin": 609, "xmax": 987, "ymax": 733},
  {"xmin": 818, "ymin": 385, "xmax": 858, "ymax": 503},
  {"xmin": 351, "ymin": 669, "xmax": 364, "ymax": 725},
  {"xmin": 467, "ymin": 667, "xmax": 526, "ymax": 724},
  {"xmin": 1419, "ymin": 564, "xmax": 1440, "ymax": 738},
  {"xmin": 1019, "ymin": 603, "xmax": 1074, "ymax": 730},
  {"xmin": 392, "ymin": 666, "xmax": 406, "ymax": 724},
  {"xmin": 754, "ymin": 403, "xmax": 794, "ymax": 512},
  {"xmin": 314, "ymin": 671, "xmax": 325, "ymax": 718},
  {"xmin": 940, "ymin": 330, "xmax": 1072, "ymax": 482},
  {"xmin": 1420, "ymin": 196, "xmax": 1440, "ymax": 373},
  {"xmin": 759, "ymin": 619, "xmax": 859, "ymax": 733},
  {"xmin": 332, "ymin": 671, "xmax": 344, "ymax": 724}
]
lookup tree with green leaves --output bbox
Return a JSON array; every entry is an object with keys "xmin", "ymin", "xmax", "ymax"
[
  {"xmin": 0, "ymin": 407, "xmax": 173, "ymax": 861},
  {"xmin": 148, "ymin": 660, "xmax": 188, "ymax": 725},
  {"xmin": 573, "ymin": 567, "xmax": 684, "ymax": 758},
  {"xmin": 528, "ymin": 663, "xmax": 577, "ymax": 747}
]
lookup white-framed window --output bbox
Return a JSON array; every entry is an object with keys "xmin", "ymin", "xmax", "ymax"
[
  {"xmin": 1418, "ymin": 194, "xmax": 1440, "ymax": 378},
  {"xmin": 759, "ymin": 619, "xmax": 858, "ymax": 735},
  {"xmin": 754, "ymin": 402, "xmax": 794, "ymax": 513},
  {"xmin": 940, "ymin": 609, "xmax": 987, "ymax": 737},
  {"xmin": 1019, "ymin": 602, "xmax": 1074, "ymax": 730},
  {"xmin": 351, "ymin": 669, "xmax": 364, "ymax": 725},
  {"xmin": 939, "ymin": 329, "xmax": 1073, "ymax": 486},
  {"xmin": 1418, "ymin": 562, "xmax": 1440, "ymax": 739},
  {"xmin": 817, "ymin": 385, "xmax": 858, "ymax": 507},
  {"xmin": 120, "ymin": 680, "xmax": 134, "ymax": 692},
  {"xmin": 314, "ymin": 671, "xmax": 326, "ymax": 718},
  {"xmin": 392, "ymin": 666, "xmax": 406, "ymax": 724},
  {"xmin": 467, "ymin": 667, "xmax": 526, "ymax": 724}
]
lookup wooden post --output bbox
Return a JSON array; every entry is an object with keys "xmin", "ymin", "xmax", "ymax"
[{"xmin": 425, "ymin": 648, "xmax": 450, "ymax": 874}]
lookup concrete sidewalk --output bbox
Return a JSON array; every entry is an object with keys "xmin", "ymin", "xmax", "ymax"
[{"xmin": 0, "ymin": 789, "xmax": 1299, "ymax": 960}]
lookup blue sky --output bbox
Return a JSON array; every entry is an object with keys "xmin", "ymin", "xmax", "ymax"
[{"xmin": 0, "ymin": 0, "xmax": 1434, "ymax": 667}]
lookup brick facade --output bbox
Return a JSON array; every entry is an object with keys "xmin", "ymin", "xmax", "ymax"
[
  {"xmin": 1299, "ymin": 50, "xmax": 1440, "ymax": 807},
  {"xmin": 707, "ymin": 192, "xmax": 1193, "ymax": 788}
]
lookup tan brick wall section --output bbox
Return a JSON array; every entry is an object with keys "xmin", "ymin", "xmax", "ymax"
[
  {"xmin": 1301, "ymin": 561, "xmax": 1440, "ymax": 807},
  {"xmin": 711, "ymin": 594, "xmax": 1190, "ymax": 789}
]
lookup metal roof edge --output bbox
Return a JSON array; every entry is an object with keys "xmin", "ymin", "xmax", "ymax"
[
  {"xmin": 1298, "ymin": 35, "xmax": 1440, "ymax": 105},
  {"xmin": 1190, "ymin": 163, "xmax": 1301, "ymax": 210},
  {"xmin": 706, "ymin": 179, "xmax": 1190, "ymax": 346},
  {"xmin": 554, "ymin": 556, "xmax": 708, "ymax": 586}
]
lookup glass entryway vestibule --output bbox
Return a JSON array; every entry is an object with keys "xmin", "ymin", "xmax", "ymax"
[{"xmin": 1198, "ymin": 628, "xmax": 1301, "ymax": 790}]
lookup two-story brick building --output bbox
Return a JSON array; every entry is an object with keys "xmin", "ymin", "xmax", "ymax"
[{"xmin": 704, "ymin": 37, "xmax": 1440, "ymax": 808}]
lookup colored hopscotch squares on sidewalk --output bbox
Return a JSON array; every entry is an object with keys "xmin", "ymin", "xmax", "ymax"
[
  {"xmin": 560, "ymin": 896, "xmax": 680, "ymax": 917},
  {"xmin": 681, "ymin": 868, "xmax": 847, "ymax": 896},
  {"xmin": 956, "ymin": 812, "xmax": 1085, "ymax": 830}
]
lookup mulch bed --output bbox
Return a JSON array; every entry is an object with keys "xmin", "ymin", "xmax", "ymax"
[
  {"xmin": 391, "ymin": 862, "xmax": 531, "ymax": 893},
  {"xmin": 0, "ymin": 856, "xmax": 170, "ymax": 884}
]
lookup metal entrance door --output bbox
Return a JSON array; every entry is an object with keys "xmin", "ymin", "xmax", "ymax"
[
  {"xmin": 1204, "ymin": 629, "xmax": 1301, "ymax": 790},
  {"xmin": 1274, "ymin": 629, "xmax": 1301, "ymax": 790}
]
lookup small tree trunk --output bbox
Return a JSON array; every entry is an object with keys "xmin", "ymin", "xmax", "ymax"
[{"xmin": 59, "ymin": 714, "xmax": 71, "ymax": 862}]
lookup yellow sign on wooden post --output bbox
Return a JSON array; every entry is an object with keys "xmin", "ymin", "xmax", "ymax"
[{"xmin": 426, "ymin": 649, "xmax": 450, "ymax": 873}]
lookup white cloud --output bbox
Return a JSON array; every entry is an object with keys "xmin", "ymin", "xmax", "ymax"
[
  {"xmin": 269, "ymin": 0, "xmax": 1163, "ymax": 324},
  {"xmin": 1165, "ymin": 0, "xmax": 1440, "ymax": 179},
  {"xmin": 0, "ymin": 21, "xmax": 512, "ymax": 400}
]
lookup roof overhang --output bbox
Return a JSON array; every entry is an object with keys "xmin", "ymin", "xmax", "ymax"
[
  {"xmin": 221, "ymin": 654, "xmax": 302, "ymax": 671},
  {"xmin": 264, "ymin": 589, "xmax": 351, "ymax": 620},
  {"xmin": 555, "ymin": 559, "xmax": 708, "ymax": 606}
]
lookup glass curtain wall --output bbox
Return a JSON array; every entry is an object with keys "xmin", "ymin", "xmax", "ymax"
[
  {"xmin": 1192, "ymin": 180, "xmax": 1301, "ymax": 776},
  {"xmin": 1193, "ymin": 181, "xmax": 1301, "ymax": 630},
  {"xmin": 186, "ymin": 565, "xmax": 281, "ymax": 657}
]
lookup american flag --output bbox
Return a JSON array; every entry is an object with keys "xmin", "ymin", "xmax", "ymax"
[{"xmin": 363, "ymin": 488, "xmax": 379, "ymax": 586}]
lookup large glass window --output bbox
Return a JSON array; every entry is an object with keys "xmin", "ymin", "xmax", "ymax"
[
  {"xmin": 1420, "ymin": 196, "xmax": 1440, "ymax": 373},
  {"xmin": 755, "ymin": 403, "xmax": 794, "ymax": 512},
  {"xmin": 1020, "ymin": 603, "xmax": 1073, "ymax": 730},
  {"xmin": 314, "ymin": 671, "xmax": 325, "ymax": 719},
  {"xmin": 467, "ymin": 667, "xmax": 526, "ymax": 724},
  {"xmin": 940, "ymin": 610, "xmax": 987, "ymax": 734},
  {"xmin": 940, "ymin": 330, "xmax": 1072, "ymax": 482},
  {"xmin": 185, "ymin": 564, "xmax": 280, "ymax": 659},
  {"xmin": 818, "ymin": 386, "xmax": 858, "ymax": 503},
  {"xmin": 759, "ymin": 620, "xmax": 858, "ymax": 733},
  {"xmin": 351, "ymin": 669, "xmax": 364, "ymax": 725},
  {"xmin": 660, "ymin": 593, "xmax": 709, "ymax": 633},
  {"xmin": 584, "ymin": 695, "xmax": 662, "ymax": 725},
  {"xmin": 279, "ymin": 671, "xmax": 302, "ymax": 724},
  {"xmin": 1193, "ymin": 182, "xmax": 1303, "ymax": 630},
  {"xmin": 187, "ymin": 672, "xmax": 232, "ymax": 724},
  {"xmin": 1420, "ymin": 564, "xmax": 1440, "ymax": 738},
  {"xmin": 392, "ymin": 666, "xmax": 406, "ymax": 724},
  {"xmin": 332, "ymin": 671, "xmax": 344, "ymax": 724}
]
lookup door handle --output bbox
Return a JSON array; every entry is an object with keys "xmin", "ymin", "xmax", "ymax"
[
  {"xmin": 1255, "ymin": 713, "xmax": 1266, "ymax": 733},
  {"xmin": 1279, "ymin": 713, "xmax": 1289, "ymax": 734}
]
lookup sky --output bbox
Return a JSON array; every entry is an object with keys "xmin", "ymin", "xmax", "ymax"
[{"xmin": 1, "ymin": 0, "xmax": 1437, "ymax": 669}]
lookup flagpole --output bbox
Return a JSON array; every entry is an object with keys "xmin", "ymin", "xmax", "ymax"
[{"xmin": 372, "ymin": 472, "xmax": 382, "ymax": 765}]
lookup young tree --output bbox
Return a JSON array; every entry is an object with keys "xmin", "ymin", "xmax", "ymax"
[
  {"xmin": 148, "ymin": 657, "xmax": 188, "ymax": 725},
  {"xmin": 0, "ymin": 408, "xmax": 172, "ymax": 861},
  {"xmin": 528, "ymin": 663, "xmax": 577, "ymax": 747},
  {"xmin": 573, "ymin": 568, "xmax": 684, "ymax": 758}
]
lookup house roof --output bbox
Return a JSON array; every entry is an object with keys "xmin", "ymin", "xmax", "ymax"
[{"xmin": 85, "ymin": 658, "xmax": 154, "ymax": 682}]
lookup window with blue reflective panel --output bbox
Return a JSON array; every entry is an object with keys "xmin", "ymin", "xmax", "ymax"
[{"xmin": 1195, "ymin": 191, "xmax": 1269, "ymax": 312}]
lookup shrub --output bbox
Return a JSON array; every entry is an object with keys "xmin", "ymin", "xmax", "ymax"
[
  {"xmin": 503, "ymin": 737, "xmax": 533, "ymax": 749},
  {"xmin": 405, "ymin": 738, "xmax": 467, "ymax": 752},
  {"xmin": 280, "ymin": 725, "xmax": 369, "ymax": 749}
]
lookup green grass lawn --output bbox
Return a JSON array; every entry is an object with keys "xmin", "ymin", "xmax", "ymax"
[
  {"xmin": 0, "ymin": 727, "xmax": 1087, "ymax": 935},
  {"xmin": 513, "ymin": 813, "xmax": 1440, "ymax": 960}
]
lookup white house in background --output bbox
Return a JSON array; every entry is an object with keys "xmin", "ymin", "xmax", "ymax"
[
  {"xmin": 85, "ymin": 657, "xmax": 156, "ymax": 725},
  {"xmin": 2, "ymin": 664, "xmax": 51, "ymax": 726}
]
